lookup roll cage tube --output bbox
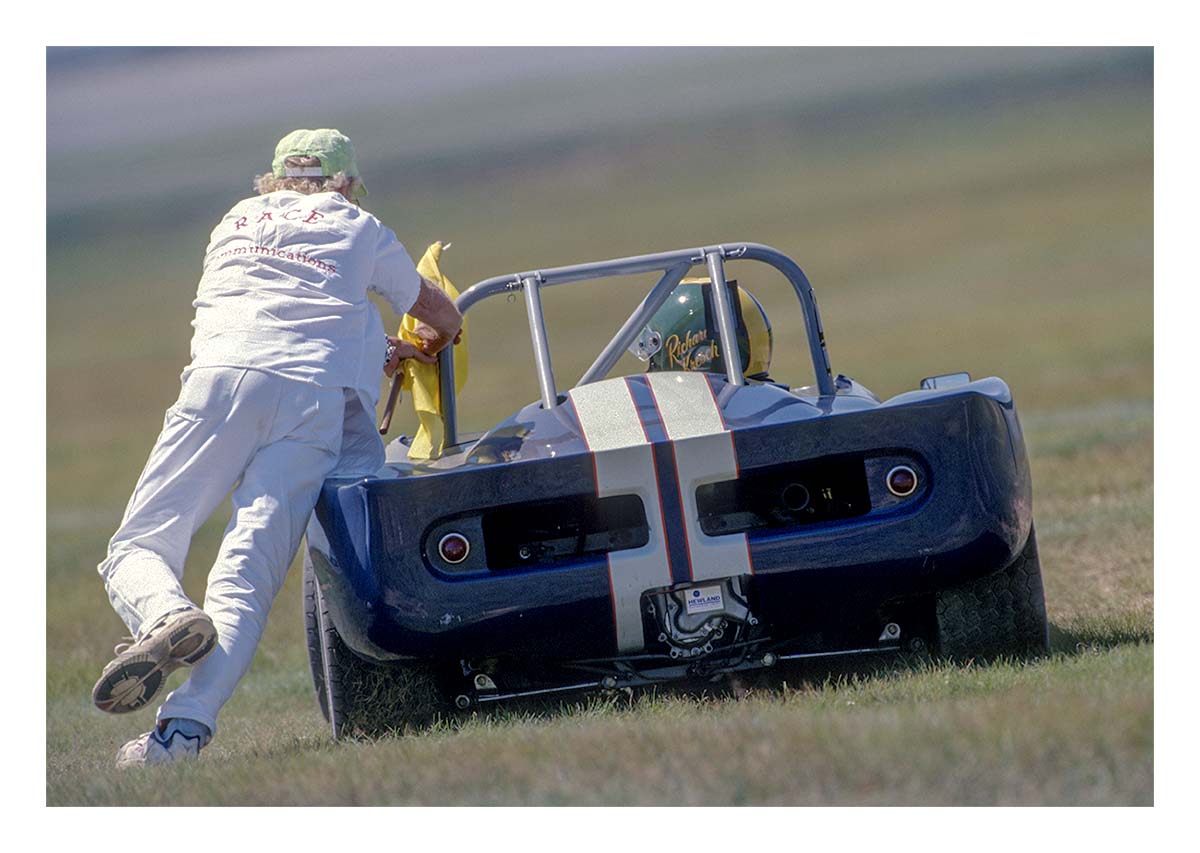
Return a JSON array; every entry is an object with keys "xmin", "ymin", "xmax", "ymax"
[{"xmin": 436, "ymin": 242, "xmax": 835, "ymax": 446}]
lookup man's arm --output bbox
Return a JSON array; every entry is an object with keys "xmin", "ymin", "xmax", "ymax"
[{"xmin": 406, "ymin": 277, "xmax": 463, "ymax": 356}]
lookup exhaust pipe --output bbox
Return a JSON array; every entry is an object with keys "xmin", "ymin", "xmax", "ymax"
[{"xmin": 780, "ymin": 483, "xmax": 810, "ymax": 513}]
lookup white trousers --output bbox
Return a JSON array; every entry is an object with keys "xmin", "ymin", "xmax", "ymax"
[{"xmin": 97, "ymin": 366, "xmax": 384, "ymax": 735}]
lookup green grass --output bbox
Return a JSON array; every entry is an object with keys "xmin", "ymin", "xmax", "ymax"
[
  {"xmin": 46, "ymin": 58, "xmax": 1153, "ymax": 805},
  {"xmin": 49, "ymin": 647, "xmax": 1151, "ymax": 806}
]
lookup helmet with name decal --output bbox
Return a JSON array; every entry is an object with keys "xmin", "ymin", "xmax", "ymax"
[{"xmin": 632, "ymin": 278, "xmax": 773, "ymax": 379}]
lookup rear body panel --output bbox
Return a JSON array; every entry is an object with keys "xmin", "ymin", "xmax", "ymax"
[{"xmin": 306, "ymin": 371, "xmax": 1032, "ymax": 664}]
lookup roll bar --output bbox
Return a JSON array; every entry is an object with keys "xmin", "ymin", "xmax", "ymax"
[{"xmin": 437, "ymin": 242, "xmax": 834, "ymax": 445}]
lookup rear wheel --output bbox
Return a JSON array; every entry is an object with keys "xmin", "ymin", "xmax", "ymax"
[
  {"xmin": 935, "ymin": 527, "xmax": 1050, "ymax": 661},
  {"xmin": 302, "ymin": 550, "xmax": 450, "ymax": 738}
]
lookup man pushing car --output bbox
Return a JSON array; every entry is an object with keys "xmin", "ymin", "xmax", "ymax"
[{"xmin": 91, "ymin": 129, "xmax": 463, "ymax": 767}]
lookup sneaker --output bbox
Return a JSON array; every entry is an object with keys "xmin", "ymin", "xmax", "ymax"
[
  {"xmin": 115, "ymin": 718, "xmax": 211, "ymax": 769},
  {"xmin": 92, "ymin": 607, "xmax": 218, "ymax": 714}
]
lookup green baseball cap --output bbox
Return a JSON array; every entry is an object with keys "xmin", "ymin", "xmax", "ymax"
[{"xmin": 271, "ymin": 128, "xmax": 367, "ymax": 198}]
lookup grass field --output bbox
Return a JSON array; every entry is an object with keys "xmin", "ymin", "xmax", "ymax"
[{"xmin": 46, "ymin": 49, "xmax": 1153, "ymax": 805}]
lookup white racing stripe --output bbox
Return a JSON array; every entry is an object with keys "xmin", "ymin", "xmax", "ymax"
[
  {"xmin": 570, "ymin": 377, "xmax": 647, "ymax": 452},
  {"xmin": 646, "ymin": 372, "xmax": 753, "ymax": 581},
  {"xmin": 569, "ymin": 379, "xmax": 672, "ymax": 652}
]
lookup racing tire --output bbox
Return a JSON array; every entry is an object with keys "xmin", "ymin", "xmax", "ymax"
[
  {"xmin": 935, "ymin": 527, "xmax": 1050, "ymax": 662},
  {"xmin": 303, "ymin": 551, "xmax": 450, "ymax": 739}
]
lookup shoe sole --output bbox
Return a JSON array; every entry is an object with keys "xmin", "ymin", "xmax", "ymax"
[{"xmin": 92, "ymin": 611, "xmax": 218, "ymax": 714}]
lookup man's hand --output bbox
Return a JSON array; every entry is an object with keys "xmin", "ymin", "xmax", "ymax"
[
  {"xmin": 411, "ymin": 320, "xmax": 463, "ymax": 357},
  {"xmin": 407, "ymin": 277, "xmax": 464, "ymax": 356},
  {"xmin": 384, "ymin": 335, "xmax": 436, "ymax": 377}
]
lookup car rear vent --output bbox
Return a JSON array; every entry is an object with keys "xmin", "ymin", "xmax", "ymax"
[
  {"xmin": 697, "ymin": 455, "xmax": 871, "ymax": 536},
  {"xmin": 483, "ymin": 493, "xmax": 649, "ymax": 570}
]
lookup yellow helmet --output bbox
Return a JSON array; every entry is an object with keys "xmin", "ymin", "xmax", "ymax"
[{"xmin": 640, "ymin": 277, "xmax": 773, "ymax": 379}]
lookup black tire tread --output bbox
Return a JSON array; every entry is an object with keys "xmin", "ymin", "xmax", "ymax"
[
  {"xmin": 303, "ymin": 551, "xmax": 450, "ymax": 738},
  {"xmin": 935, "ymin": 528, "xmax": 1050, "ymax": 661},
  {"xmin": 302, "ymin": 560, "xmax": 331, "ymax": 722}
]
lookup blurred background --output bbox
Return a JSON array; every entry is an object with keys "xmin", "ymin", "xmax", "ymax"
[
  {"xmin": 47, "ymin": 47, "xmax": 1153, "ymax": 803},
  {"xmin": 47, "ymin": 46, "xmax": 1152, "ymax": 434}
]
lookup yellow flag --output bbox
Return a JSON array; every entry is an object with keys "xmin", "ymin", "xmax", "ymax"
[{"xmin": 398, "ymin": 241, "xmax": 468, "ymax": 460}]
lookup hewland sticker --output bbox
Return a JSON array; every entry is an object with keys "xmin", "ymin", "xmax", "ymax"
[{"xmin": 684, "ymin": 585, "xmax": 725, "ymax": 615}]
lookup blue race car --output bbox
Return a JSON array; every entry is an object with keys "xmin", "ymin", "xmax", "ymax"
[{"xmin": 303, "ymin": 242, "xmax": 1049, "ymax": 738}]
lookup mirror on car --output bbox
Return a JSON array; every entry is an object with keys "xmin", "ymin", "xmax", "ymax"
[{"xmin": 920, "ymin": 372, "xmax": 971, "ymax": 390}]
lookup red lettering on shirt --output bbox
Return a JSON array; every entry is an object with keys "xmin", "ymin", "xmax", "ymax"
[
  {"xmin": 283, "ymin": 209, "xmax": 302, "ymax": 221},
  {"xmin": 211, "ymin": 243, "xmax": 338, "ymax": 276},
  {"xmin": 234, "ymin": 216, "xmax": 248, "ymax": 229},
  {"xmin": 303, "ymin": 210, "xmax": 325, "ymax": 224},
  {"xmin": 256, "ymin": 212, "xmax": 274, "ymax": 223}
]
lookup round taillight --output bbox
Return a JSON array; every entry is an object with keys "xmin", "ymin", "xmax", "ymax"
[
  {"xmin": 438, "ymin": 533, "xmax": 470, "ymax": 564},
  {"xmin": 886, "ymin": 465, "xmax": 918, "ymax": 497}
]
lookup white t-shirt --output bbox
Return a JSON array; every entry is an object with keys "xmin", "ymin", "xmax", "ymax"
[{"xmin": 187, "ymin": 190, "xmax": 421, "ymax": 406}]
